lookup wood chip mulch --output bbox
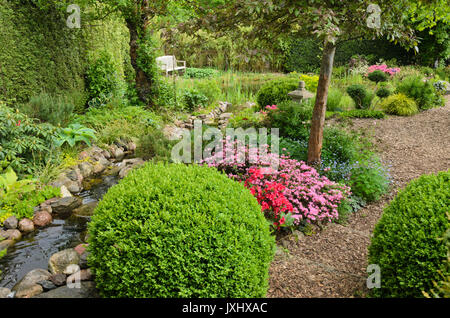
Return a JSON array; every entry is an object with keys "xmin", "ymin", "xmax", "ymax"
[{"xmin": 267, "ymin": 96, "xmax": 450, "ymax": 298}]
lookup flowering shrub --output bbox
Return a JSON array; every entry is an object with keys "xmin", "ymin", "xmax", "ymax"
[
  {"xmin": 201, "ymin": 138, "xmax": 350, "ymax": 228},
  {"xmin": 245, "ymin": 168, "xmax": 294, "ymax": 230},
  {"xmin": 265, "ymin": 105, "xmax": 278, "ymax": 111},
  {"xmin": 367, "ymin": 64, "xmax": 401, "ymax": 76}
]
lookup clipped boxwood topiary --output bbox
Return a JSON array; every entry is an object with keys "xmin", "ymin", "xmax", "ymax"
[
  {"xmin": 256, "ymin": 78, "xmax": 298, "ymax": 109},
  {"xmin": 346, "ymin": 84, "xmax": 373, "ymax": 109},
  {"xmin": 368, "ymin": 70, "xmax": 388, "ymax": 84},
  {"xmin": 87, "ymin": 163, "xmax": 275, "ymax": 298},
  {"xmin": 368, "ymin": 170, "xmax": 450, "ymax": 298},
  {"xmin": 381, "ymin": 93, "xmax": 418, "ymax": 116},
  {"xmin": 376, "ymin": 87, "xmax": 392, "ymax": 99}
]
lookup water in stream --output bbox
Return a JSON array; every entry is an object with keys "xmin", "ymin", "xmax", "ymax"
[{"xmin": 0, "ymin": 174, "xmax": 119, "ymax": 289}]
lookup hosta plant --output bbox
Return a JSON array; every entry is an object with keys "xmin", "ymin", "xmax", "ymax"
[{"xmin": 54, "ymin": 124, "xmax": 97, "ymax": 148}]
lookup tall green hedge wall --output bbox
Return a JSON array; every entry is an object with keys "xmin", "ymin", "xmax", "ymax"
[
  {"xmin": 0, "ymin": 1, "xmax": 130, "ymax": 104},
  {"xmin": 283, "ymin": 38, "xmax": 415, "ymax": 73}
]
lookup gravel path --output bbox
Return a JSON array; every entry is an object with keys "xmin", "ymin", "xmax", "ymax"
[{"xmin": 267, "ymin": 96, "xmax": 450, "ymax": 298}]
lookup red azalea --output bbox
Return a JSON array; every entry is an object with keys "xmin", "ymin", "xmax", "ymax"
[{"xmin": 16, "ymin": 120, "xmax": 21, "ymax": 126}]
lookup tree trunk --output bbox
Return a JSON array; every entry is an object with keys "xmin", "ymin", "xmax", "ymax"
[
  {"xmin": 126, "ymin": 19, "xmax": 153, "ymax": 106},
  {"xmin": 307, "ymin": 40, "xmax": 336, "ymax": 165}
]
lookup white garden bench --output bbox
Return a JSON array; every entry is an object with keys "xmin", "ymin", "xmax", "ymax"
[{"xmin": 156, "ymin": 55, "xmax": 186, "ymax": 76}]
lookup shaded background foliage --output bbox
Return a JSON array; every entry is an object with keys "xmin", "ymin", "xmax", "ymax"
[{"xmin": 0, "ymin": 0, "xmax": 130, "ymax": 106}]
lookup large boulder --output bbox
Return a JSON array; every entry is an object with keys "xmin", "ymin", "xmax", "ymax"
[
  {"xmin": 33, "ymin": 281, "xmax": 99, "ymax": 298},
  {"xmin": 12, "ymin": 269, "xmax": 51, "ymax": 298},
  {"xmin": 48, "ymin": 249, "xmax": 80, "ymax": 275},
  {"xmin": 50, "ymin": 197, "xmax": 82, "ymax": 219}
]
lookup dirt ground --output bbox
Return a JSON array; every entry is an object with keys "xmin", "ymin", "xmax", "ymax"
[{"xmin": 267, "ymin": 96, "xmax": 450, "ymax": 298}]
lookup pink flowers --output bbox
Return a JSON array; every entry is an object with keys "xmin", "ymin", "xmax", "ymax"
[
  {"xmin": 245, "ymin": 168, "xmax": 294, "ymax": 229},
  {"xmin": 367, "ymin": 64, "xmax": 401, "ymax": 76},
  {"xmin": 201, "ymin": 139, "xmax": 351, "ymax": 229},
  {"xmin": 265, "ymin": 105, "xmax": 278, "ymax": 111}
]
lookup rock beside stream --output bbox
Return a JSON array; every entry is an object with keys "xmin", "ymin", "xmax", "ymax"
[
  {"xmin": 48, "ymin": 249, "xmax": 80, "ymax": 275},
  {"xmin": 50, "ymin": 197, "xmax": 82, "ymax": 219},
  {"xmin": 33, "ymin": 281, "xmax": 99, "ymax": 298},
  {"xmin": 18, "ymin": 218, "xmax": 34, "ymax": 233},
  {"xmin": 0, "ymin": 229, "xmax": 22, "ymax": 241},
  {"xmin": 33, "ymin": 211, "xmax": 53, "ymax": 227},
  {"xmin": 12, "ymin": 269, "xmax": 51, "ymax": 298},
  {"xmin": 0, "ymin": 239, "xmax": 14, "ymax": 251},
  {"xmin": 3, "ymin": 216, "xmax": 18, "ymax": 229}
]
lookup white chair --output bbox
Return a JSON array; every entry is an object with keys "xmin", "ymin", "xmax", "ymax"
[{"xmin": 156, "ymin": 55, "xmax": 186, "ymax": 76}]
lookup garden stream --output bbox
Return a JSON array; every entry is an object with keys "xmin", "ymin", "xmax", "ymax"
[{"xmin": 0, "ymin": 174, "xmax": 119, "ymax": 290}]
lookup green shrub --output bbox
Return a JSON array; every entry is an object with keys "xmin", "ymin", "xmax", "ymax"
[
  {"xmin": 435, "ymin": 66, "xmax": 450, "ymax": 81},
  {"xmin": 368, "ymin": 70, "xmax": 388, "ymax": 84},
  {"xmin": 88, "ymin": 163, "xmax": 275, "ymax": 298},
  {"xmin": 381, "ymin": 93, "xmax": 418, "ymax": 116},
  {"xmin": 368, "ymin": 171, "xmax": 450, "ymax": 297},
  {"xmin": 268, "ymin": 100, "xmax": 313, "ymax": 139},
  {"xmin": 183, "ymin": 88, "xmax": 209, "ymax": 111},
  {"xmin": 0, "ymin": 103, "xmax": 59, "ymax": 175},
  {"xmin": 256, "ymin": 78, "xmax": 298, "ymax": 109},
  {"xmin": 346, "ymin": 84, "xmax": 372, "ymax": 109},
  {"xmin": 376, "ymin": 87, "xmax": 392, "ymax": 99},
  {"xmin": 423, "ymin": 216, "xmax": 450, "ymax": 298},
  {"xmin": 229, "ymin": 107, "xmax": 266, "ymax": 129},
  {"xmin": 396, "ymin": 76, "xmax": 444, "ymax": 110},
  {"xmin": 347, "ymin": 156, "xmax": 390, "ymax": 202},
  {"xmin": 86, "ymin": 51, "xmax": 122, "ymax": 103},
  {"xmin": 0, "ymin": 166, "xmax": 60, "ymax": 220},
  {"xmin": 135, "ymin": 129, "xmax": 175, "ymax": 162},
  {"xmin": 183, "ymin": 68, "xmax": 219, "ymax": 79}
]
